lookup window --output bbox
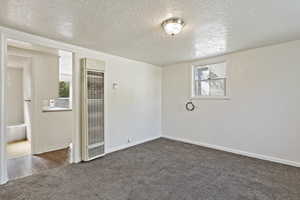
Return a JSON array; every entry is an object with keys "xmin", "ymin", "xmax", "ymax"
[
  {"xmin": 192, "ymin": 62, "xmax": 228, "ymax": 98},
  {"xmin": 56, "ymin": 50, "xmax": 73, "ymax": 108}
]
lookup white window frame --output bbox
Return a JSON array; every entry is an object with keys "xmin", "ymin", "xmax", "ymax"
[{"xmin": 190, "ymin": 57, "xmax": 230, "ymax": 100}]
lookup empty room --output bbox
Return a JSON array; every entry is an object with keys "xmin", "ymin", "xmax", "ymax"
[{"xmin": 0, "ymin": 1, "xmax": 299, "ymax": 200}]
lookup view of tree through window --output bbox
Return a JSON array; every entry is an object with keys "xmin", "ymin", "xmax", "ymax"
[
  {"xmin": 56, "ymin": 50, "xmax": 72, "ymax": 108},
  {"xmin": 59, "ymin": 81, "xmax": 70, "ymax": 97}
]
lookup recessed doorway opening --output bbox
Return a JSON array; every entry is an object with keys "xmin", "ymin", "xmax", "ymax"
[{"xmin": 5, "ymin": 39, "xmax": 74, "ymax": 180}]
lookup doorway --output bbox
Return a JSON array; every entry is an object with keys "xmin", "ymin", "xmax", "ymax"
[
  {"xmin": 6, "ymin": 54, "xmax": 32, "ymax": 163},
  {"xmin": 5, "ymin": 39, "xmax": 74, "ymax": 180}
]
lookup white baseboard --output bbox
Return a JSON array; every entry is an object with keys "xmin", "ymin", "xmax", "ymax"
[
  {"xmin": 162, "ymin": 135, "xmax": 300, "ymax": 168},
  {"xmin": 107, "ymin": 135, "xmax": 160, "ymax": 154}
]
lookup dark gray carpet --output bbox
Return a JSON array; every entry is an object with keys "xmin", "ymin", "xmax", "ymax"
[{"xmin": 1, "ymin": 138, "xmax": 300, "ymax": 200}]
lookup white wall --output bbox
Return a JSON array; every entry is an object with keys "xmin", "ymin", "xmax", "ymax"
[
  {"xmin": 6, "ymin": 67, "xmax": 23, "ymax": 126},
  {"xmin": 0, "ymin": 32, "xmax": 8, "ymax": 184},
  {"xmin": 74, "ymin": 51, "xmax": 162, "ymax": 152},
  {"xmin": 0, "ymin": 27, "xmax": 162, "ymax": 183},
  {"xmin": 162, "ymin": 40, "xmax": 300, "ymax": 166},
  {"xmin": 31, "ymin": 50, "xmax": 73, "ymax": 153}
]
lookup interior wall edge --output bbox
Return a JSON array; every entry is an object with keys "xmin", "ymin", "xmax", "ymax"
[
  {"xmin": 107, "ymin": 135, "xmax": 161, "ymax": 154},
  {"xmin": 162, "ymin": 39, "xmax": 300, "ymax": 67},
  {"xmin": 162, "ymin": 135, "xmax": 300, "ymax": 168},
  {"xmin": 0, "ymin": 33, "xmax": 8, "ymax": 185}
]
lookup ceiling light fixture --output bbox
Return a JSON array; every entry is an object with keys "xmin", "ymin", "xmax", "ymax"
[{"xmin": 162, "ymin": 18, "xmax": 185, "ymax": 36}]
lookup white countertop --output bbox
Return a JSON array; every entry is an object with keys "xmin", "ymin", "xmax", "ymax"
[{"xmin": 42, "ymin": 107, "xmax": 72, "ymax": 112}]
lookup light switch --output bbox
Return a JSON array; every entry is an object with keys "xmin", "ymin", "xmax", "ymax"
[{"xmin": 112, "ymin": 82, "xmax": 119, "ymax": 89}]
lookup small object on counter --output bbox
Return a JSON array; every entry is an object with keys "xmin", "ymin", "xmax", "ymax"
[{"xmin": 49, "ymin": 99, "xmax": 55, "ymax": 107}]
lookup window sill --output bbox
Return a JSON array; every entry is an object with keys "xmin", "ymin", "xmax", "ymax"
[
  {"xmin": 190, "ymin": 96, "xmax": 230, "ymax": 100},
  {"xmin": 42, "ymin": 107, "xmax": 72, "ymax": 112}
]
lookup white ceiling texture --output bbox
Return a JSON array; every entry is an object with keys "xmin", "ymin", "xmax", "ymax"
[{"xmin": 0, "ymin": 0, "xmax": 300, "ymax": 66}]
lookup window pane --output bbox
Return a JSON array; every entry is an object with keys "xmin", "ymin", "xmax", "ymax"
[
  {"xmin": 209, "ymin": 79, "xmax": 225, "ymax": 96},
  {"xmin": 194, "ymin": 80, "xmax": 199, "ymax": 96},
  {"xmin": 200, "ymin": 80, "xmax": 210, "ymax": 96},
  {"xmin": 208, "ymin": 63, "xmax": 226, "ymax": 79},
  {"xmin": 195, "ymin": 67, "xmax": 209, "ymax": 81}
]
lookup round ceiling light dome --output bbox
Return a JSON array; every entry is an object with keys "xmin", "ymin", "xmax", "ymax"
[{"xmin": 162, "ymin": 18, "xmax": 185, "ymax": 36}]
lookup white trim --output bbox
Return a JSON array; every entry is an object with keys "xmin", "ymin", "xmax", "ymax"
[
  {"xmin": 104, "ymin": 64, "xmax": 109, "ymax": 156},
  {"xmin": 71, "ymin": 53, "xmax": 81, "ymax": 163},
  {"xmin": 189, "ymin": 96, "xmax": 230, "ymax": 100},
  {"xmin": 162, "ymin": 135, "xmax": 300, "ymax": 168},
  {"xmin": 107, "ymin": 136, "xmax": 161, "ymax": 154},
  {"xmin": 0, "ymin": 33, "xmax": 8, "ymax": 184}
]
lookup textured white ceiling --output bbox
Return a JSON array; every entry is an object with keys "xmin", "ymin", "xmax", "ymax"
[{"xmin": 0, "ymin": 0, "xmax": 300, "ymax": 66}]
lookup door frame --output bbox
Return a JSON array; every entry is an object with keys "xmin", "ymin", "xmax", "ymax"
[
  {"xmin": 0, "ymin": 27, "xmax": 83, "ymax": 184},
  {"xmin": 0, "ymin": 33, "xmax": 8, "ymax": 184}
]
